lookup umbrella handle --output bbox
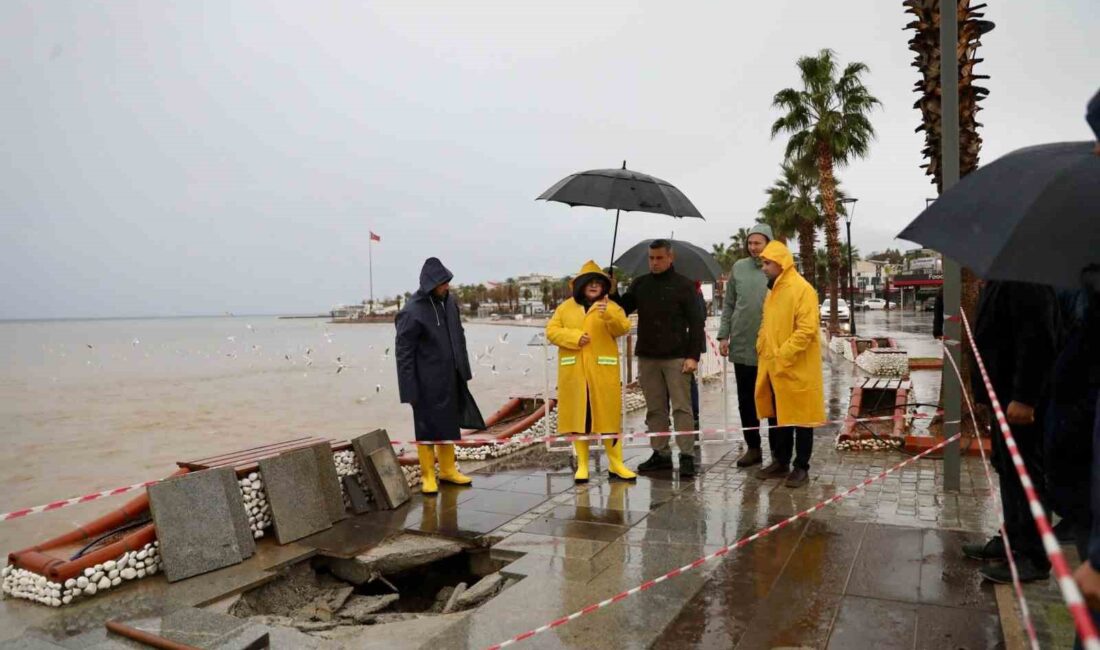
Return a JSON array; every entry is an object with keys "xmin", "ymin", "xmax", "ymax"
[{"xmin": 609, "ymin": 209, "xmax": 620, "ymax": 279}]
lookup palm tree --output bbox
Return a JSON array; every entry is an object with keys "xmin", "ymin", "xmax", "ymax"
[
  {"xmin": 771, "ymin": 49, "xmax": 880, "ymax": 333},
  {"xmin": 710, "ymin": 242, "xmax": 738, "ymax": 274}
]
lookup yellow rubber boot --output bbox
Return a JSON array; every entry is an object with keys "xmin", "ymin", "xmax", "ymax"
[
  {"xmin": 604, "ymin": 439, "xmax": 637, "ymax": 480},
  {"xmin": 435, "ymin": 444, "xmax": 472, "ymax": 485},
  {"xmin": 418, "ymin": 445, "xmax": 438, "ymax": 495},
  {"xmin": 573, "ymin": 441, "xmax": 590, "ymax": 483}
]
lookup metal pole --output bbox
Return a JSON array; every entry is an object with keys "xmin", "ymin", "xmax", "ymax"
[
  {"xmin": 846, "ymin": 219, "xmax": 856, "ymax": 336},
  {"xmin": 722, "ymin": 356, "xmax": 729, "ymax": 444},
  {"xmin": 368, "ymin": 237, "xmax": 374, "ymax": 312},
  {"xmin": 940, "ymin": 0, "xmax": 962, "ymax": 492},
  {"xmin": 543, "ymin": 335, "xmax": 552, "ymax": 451}
]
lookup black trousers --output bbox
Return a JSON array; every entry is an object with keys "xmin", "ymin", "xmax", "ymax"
[
  {"xmin": 733, "ymin": 363, "xmax": 761, "ymax": 449},
  {"xmin": 991, "ymin": 419, "xmax": 1050, "ymax": 568},
  {"xmin": 770, "ymin": 426, "xmax": 814, "ymax": 470}
]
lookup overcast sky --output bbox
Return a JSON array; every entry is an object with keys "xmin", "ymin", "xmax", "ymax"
[{"xmin": 2, "ymin": 1, "xmax": 1096, "ymax": 319}]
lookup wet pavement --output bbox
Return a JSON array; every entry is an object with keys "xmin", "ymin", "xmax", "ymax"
[{"xmin": 2, "ymin": 311, "xmax": 1023, "ymax": 649}]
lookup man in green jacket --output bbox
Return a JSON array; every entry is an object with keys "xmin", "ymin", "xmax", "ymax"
[{"xmin": 717, "ymin": 223, "xmax": 772, "ymax": 467}]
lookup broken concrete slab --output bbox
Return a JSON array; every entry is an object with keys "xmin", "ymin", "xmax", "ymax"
[
  {"xmin": 431, "ymin": 586, "xmax": 456, "ymax": 613},
  {"xmin": 337, "ymin": 594, "xmax": 400, "ymax": 623},
  {"xmin": 323, "ymin": 534, "xmax": 467, "ymax": 583},
  {"xmin": 454, "ymin": 572, "xmax": 504, "ymax": 609},
  {"xmin": 292, "ymin": 586, "xmax": 355, "ymax": 622},
  {"xmin": 315, "ymin": 612, "xmax": 470, "ymax": 650},
  {"xmin": 229, "ymin": 562, "xmax": 323, "ymax": 618},
  {"xmin": 309, "ymin": 442, "xmax": 348, "ymax": 523},
  {"xmin": 442, "ymin": 582, "xmax": 467, "ymax": 614},
  {"xmin": 342, "ymin": 476, "xmax": 372, "ymax": 514},
  {"xmin": 148, "ymin": 467, "xmax": 249, "ymax": 582},
  {"xmin": 259, "ymin": 447, "xmax": 334, "ymax": 544},
  {"xmin": 352, "ymin": 430, "xmax": 409, "ymax": 510}
]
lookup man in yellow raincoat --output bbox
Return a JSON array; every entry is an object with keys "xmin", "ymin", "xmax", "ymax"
[
  {"xmin": 754, "ymin": 240, "xmax": 825, "ymax": 488},
  {"xmin": 547, "ymin": 261, "xmax": 637, "ymax": 483}
]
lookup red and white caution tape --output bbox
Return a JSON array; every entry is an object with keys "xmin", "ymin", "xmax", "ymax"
[
  {"xmin": 941, "ymin": 340, "xmax": 1040, "ymax": 649},
  {"xmin": 484, "ymin": 431, "xmax": 963, "ymax": 649},
  {"xmin": 960, "ymin": 311, "xmax": 1100, "ymax": 649},
  {"xmin": 0, "ymin": 480, "xmax": 160, "ymax": 522},
  {"xmin": 394, "ymin": 411, "xmax": 949, "ymax": 447}
]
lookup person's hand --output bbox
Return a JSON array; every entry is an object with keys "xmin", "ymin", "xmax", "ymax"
[
  {"xmin": 595, "ymin": 298, "xmax": 608, "ymax": 314},
  {"xmin": 682, "ymin": 358, "xmax": 698, "ymax": 374},
  {"xmin": 1006, "ymin": 400, "xmax": 1036, "ymax": 426},
  {"xmin": 578, "ymin": 333, "xmax": 591, "ymax": 347},
  {"xmin": 719, "ymin": 339, "xmax": 730, "ymax": 356},
  {"xmin": 1075, "ymin": 561, "xmax": 1100, "ymax": 611}
]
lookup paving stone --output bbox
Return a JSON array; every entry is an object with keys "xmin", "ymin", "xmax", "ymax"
[
  {"xmin": 309, "ymin": 442, "xmax": 348, "ymax": 522},
  {"xmin": 259, "ymin": 447, "xmax": 335, "ymax": 544},
  {"xmin": 148, "ymin": 467, "xmax": 248, "ymax": 582},
  {"xmin": 352, "ymin": 430, "xmax": 410, "ymax": 509}
]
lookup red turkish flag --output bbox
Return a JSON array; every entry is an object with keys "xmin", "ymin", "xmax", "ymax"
[{"xmin": 370, "ymin": 231, "xmax": 381, "ymax": 242}]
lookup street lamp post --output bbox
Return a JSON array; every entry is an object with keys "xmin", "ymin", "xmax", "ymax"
[{"xmin": 840, "ymin": 197, "xmax": 858, "ymax": 336}]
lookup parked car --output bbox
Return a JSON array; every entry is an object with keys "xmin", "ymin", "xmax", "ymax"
[
  {"xmin": 820, "ymin": 298, "xmax": 851, "ymax": 321},
  {"xmin": 864, "ymin": 298, "xmax": 886, "ymax": 310}
]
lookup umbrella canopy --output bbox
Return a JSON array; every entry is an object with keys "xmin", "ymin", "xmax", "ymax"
[
  {"xmin": 897, "ymin": 141, "xmax": 1100, "ymax": 288},
  {"xmin": 537, "ymin": 163, "xmax": 704, "ymax": 271},
  {"xmin": 613, "ymin": 239, "xmax": 723, "ymax": 283},
  {"xmin": 537, "ymin": 167, "xmax": 704, "ymax": 219}
]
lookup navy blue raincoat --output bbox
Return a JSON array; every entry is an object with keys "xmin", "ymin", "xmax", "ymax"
[{"xmin": 395, "ymin": 258, "xmax": 485, "ymax": 441}]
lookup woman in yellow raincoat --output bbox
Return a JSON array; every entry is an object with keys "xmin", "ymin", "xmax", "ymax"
[{"xmin": 546, "ymin": 261, "xmax": 637, "ymax": 482}]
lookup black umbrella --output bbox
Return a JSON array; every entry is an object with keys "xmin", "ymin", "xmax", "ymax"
[
  {"xmin": 897, "ymin": 141, "xmax": 1100, "ymax": 288},
  {"xmin": 613, "ymin": 239, "xmax": 723, "ymax": 283},
  {"xmin": 537, "ymin": 162, "xmax": 704, "ymax": 271}
]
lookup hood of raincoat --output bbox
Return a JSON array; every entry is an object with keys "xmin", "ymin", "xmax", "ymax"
[
  {"xmin": 418, "ymin": 257, "xmax": 454, "ymax": 295},
  {"xmin": 760, "ymin": 240, "xmax": 795, "ymax": 273},
  {"xmin": 747, "ymin": 223, "xmax": 774, "ymax": 249},
  {"xmin": 571, "ymin": 260, "xmax": 611, "ymax": 305}
]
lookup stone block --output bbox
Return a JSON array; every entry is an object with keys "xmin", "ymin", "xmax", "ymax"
[
  {"xmin": 324, "ymin": 533, "xmax": 466, "ymax": 583},
  {"xmin": 148, "ymin": 468, "xmax": 249, "ymax": 582},
  {"xmin": 259, "ymin": 448, "xmax": 334, "ymax": 545},
  {"xmin": 308, "ymin": 442, "xmax": 348, "ymax": 523},
  {"xmin": 352, "ymin": 430, "xmax": 409, "ymax": 509},
  {"xmin": 216, "ymin": 467, "xmax": 256, "ymax": 559},
  {"xmin": 337, "ymin": 594, "xmax": 400, "ymax": 623},
  {"xmin": 341, "ymin": 475, "xmax": 372, "ymax": 514}
]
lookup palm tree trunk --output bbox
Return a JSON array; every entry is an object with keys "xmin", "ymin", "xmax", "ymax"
[
  {"xmin": 797, "ymin": 220, "xmax": 817, "ymax": 291},
  {"xmin": 817, "ymin": 144, "xmax": 842, "ymax": 335}
]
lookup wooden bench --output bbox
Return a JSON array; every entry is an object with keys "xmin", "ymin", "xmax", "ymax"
[{"xmin": 178, "ymin": 436, "xmax": 351, "ymax": 475}]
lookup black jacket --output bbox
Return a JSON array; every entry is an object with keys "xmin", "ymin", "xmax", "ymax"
[
  {"xmin": 395, "ymin": 258, "xmax": 484, "ymax": 441},
  {"xmin": 970, "ymin": 280, "xmax": 1059, "ymax": 409},
  {"xmin": 613, "ymin": 266, "xmax": 704, "ymax": 360}
]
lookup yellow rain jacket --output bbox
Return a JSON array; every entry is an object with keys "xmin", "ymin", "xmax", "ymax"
[
  {"xmin": 754, "ymin": 240, "xmax": 826, "ymax": 427},
  {"xmin": 547, "ymin": 261, "xmax": 632, "ymax": 434}
]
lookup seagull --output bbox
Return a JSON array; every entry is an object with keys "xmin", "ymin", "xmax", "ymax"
[
  {"xmin": 86, "ymin": 344, "xmax": 94, "ymax": 349},
  {"xmin": 246, "ymin": 324, "xmax": 254, "ymax": 331},
  {"xmin": 523, "ymin": 368, "xmax": 531, "ymax": 376},
  {"xmin": 375, "ymin": 384, "xmax": 382, "ymax": 393},
  {"xmin": 227, "ymin": 336, "xmax": 236, "ymax": 342},
  {"xmin": 336, "ymin": 365, "xmax": 345, "ymax": 374},
  {"xmin": 499, "ymin": 333, "xmax": 509, "ymax": 343},
  {"xmin": 491, "ymin": 365, "xmax": 499, "ymax": 375},
  {"xmin": 131, "ymin": 339, "xmax": 140, "ymax": 347}
]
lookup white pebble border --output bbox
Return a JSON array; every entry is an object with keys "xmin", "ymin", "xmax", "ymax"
[
  {"xmin": 1, "ymin": 541, "xmax": 161, "ymax": 608},
  {"xmin": 855, "ymin": 349, "xmax": 909, "ymax": 377},
  {"xmin": 239, "ymin": 473, "xmax": 271, "ymax": 539},
  {"xmin": 836, "ymin": 437, "xmax": 904, "ymax": 452}
]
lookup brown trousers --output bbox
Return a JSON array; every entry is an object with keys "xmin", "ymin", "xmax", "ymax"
[{"xmin": 637, "ymin": 357, "xmax": 696, "ymax": 456}]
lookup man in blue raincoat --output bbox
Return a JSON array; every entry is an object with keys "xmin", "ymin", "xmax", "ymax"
[{"xmin": 395, "ymin": 257, "xmax": 485, "ymax": 495}]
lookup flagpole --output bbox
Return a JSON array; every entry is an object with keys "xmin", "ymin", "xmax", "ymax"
[{"xmin": 368, "ymin": 234, "xmax": 374, "ymax": 313}]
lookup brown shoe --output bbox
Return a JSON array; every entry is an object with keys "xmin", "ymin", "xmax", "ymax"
[
  {"xmin": 785, "ymin": 468, "xmax": 809, "ymax": 488},
  {"xmin": 756, "ymin": 461, "xmax": 789, "ymax": 480},
  {"xmin": 735, "ymin": 447, "xmax": 763, "ymax": 468}
]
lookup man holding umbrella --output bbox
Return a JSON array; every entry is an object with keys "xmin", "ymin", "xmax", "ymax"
[{"xmin": 615, "ymin": 240, "xmax": 706, "ymax": 477}]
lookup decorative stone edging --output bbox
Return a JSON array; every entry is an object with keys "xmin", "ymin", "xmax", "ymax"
[{"xmin": 1, "ymin": 541, "xmax": 161, "ymax": 607}]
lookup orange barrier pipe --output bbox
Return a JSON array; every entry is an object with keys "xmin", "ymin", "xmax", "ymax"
[
  {"xmin": 106, "ymin": 620, "xmax": 201, "ymax": 650},
  {"xmin": 8, "ymin": 468, "xmax": 188, "ymax": 581}
]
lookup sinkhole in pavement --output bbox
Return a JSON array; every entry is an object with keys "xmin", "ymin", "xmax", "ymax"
[{"xmin": 226, "ymin": 542, "xmax": 517, "ymax": 636}]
